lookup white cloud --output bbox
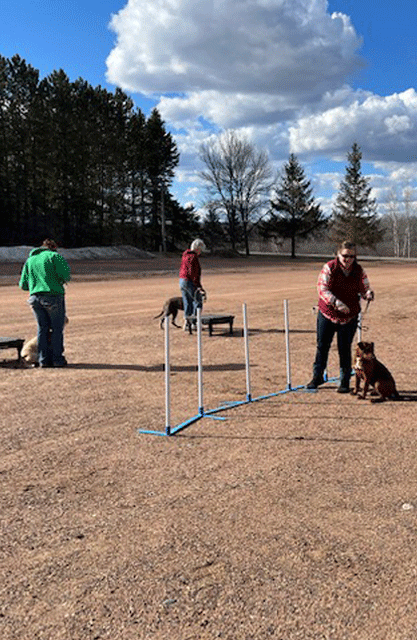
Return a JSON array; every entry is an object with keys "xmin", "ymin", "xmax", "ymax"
[
  {"xmin": 107, "ymin": 0, "xmax": 363, "ymax": 102},
  {"xmin": 371, "ymin": 162, "xmax": 417, "ymax": 197},
  {"xmin": 156, "ymin": 90, "xmax": 306, "ymax": 129},
  {"xmin": 106, "ymin": 0, "xmax": 417, "ymax": 210},
  {"xmin": 312, "ymin": 171, "xmax": 343, "ymax": 193},
  {"xmin": 384, "ymin": 114, "xmax": 412, "ymax": 135},
  {"xmin": 289, "ymin": 88, "xmax": 417, "ymax": 162}
]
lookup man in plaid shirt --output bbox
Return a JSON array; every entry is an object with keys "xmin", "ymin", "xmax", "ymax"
[{"xmin": 307, "ymin": 241, "xmax": 374, "ymax": 393}]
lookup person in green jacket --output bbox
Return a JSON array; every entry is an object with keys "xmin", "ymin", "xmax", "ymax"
[{"xmin": 19, "ymin": 239, "xmax": 71, "ymax": 368}]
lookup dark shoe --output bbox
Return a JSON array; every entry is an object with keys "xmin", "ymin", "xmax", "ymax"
[
  {"xmin": 306, "ymin": 376, "xmax": 324, "ymax": 390},
  {"xmin": 53, "ymin": 357, "xmax": 68, "ymax": 368},
  {"xmin": 337, "ymin": 385, "xmax": 350, "ymax": 394},
  {"xmin": 40, "ymin": 360, "xmax": 53, "ymax": 368}
]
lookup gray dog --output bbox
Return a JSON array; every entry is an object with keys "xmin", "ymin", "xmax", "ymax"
[
  {"xmin": 154, "ymin": 291, "xmax": 207, "ymax": 333},
  {"xmin": 154, "ymin": 296, "xmax": 185, "ymax": 329}
]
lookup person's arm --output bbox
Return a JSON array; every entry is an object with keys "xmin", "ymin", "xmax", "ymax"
[
  {"xmin": 190, "ymin": 254, "xmax": 202, "ymax": 288},
  {"xmin": 317, "ymin": 263, "xmax": 335, "ymax": 306},
  {"xmin": 317, "ymin": 263, "xmax": 349, "ymax": 313},
  {"xmin": 54, "ymin": 254, "xmax": 71, "ymax": 284},
  {"xmin": 18, "ymin": 263, "xmax": 29, "ymax": 291},
  {"xmin": 359, "ymin": 268, "xmax": 374, "ymax": 301}
]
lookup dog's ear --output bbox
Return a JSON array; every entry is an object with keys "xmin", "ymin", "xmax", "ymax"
[{"xmin": 357, "ymin": 341, "xmax": 364, "ymax": 350}]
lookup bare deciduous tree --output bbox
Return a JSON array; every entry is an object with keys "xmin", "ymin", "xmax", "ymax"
[
  {"xmin": 386, "ymin": 189, "xmax": 401, "ymax": 257},
  {"xmin": 199, "ymin": 130, "xmax": 272, "ymax": 255},
  {"xmin": 403, "ymin": 187, "xmax": 413, "ymax": 258}
]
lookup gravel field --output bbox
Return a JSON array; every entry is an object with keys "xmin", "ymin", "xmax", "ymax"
[{"xmin": 1, "ymin": 255, "xmax": 417, "ymax": 640}]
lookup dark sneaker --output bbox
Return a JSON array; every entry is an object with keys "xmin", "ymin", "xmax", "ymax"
[
  {"xmin": 306, "ymin": 376, "xmax": 324, "ymax": 390},
  {"xmin": 54, "ymin": 358, "xmax": 68, "ymax": 368},
  {"xmin": 337, "ymin": 385, "xmax": 350, "ymax": 394}
]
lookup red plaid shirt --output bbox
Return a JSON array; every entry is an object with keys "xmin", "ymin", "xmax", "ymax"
[{"xmin": 317, "ymin": 258, "xmax": 372, "ymax": 324}]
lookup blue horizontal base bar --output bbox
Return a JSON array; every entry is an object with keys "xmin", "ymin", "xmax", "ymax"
[{"xmin": 138, "ymin": 375, "xmax": 342, "ymax": 437}]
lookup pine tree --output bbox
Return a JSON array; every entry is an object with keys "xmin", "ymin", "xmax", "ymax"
[
  {"xmin": 260, "ymin": 154, "xmax": 326, "ymax": 258},
  {"xmin": 0, "ymin": 55, "xmax": 193, "ymax": 248},
  {"xmin": 331, "ymin": 143, "xmax": 384, "ymax": 248},
  {"xmin": 0, "ymin": 55, "xmax": 40, "ymax": 243},
  {"xmin": 201, "ymin": 206, "xmax": 227, "ymax": 251},
  {"xmin": 125, "ymin": 108, "xmax": 148, "ymax": 248},
  {"xmin": 145, "ymin": 109, "xmax": 179, "ymax": 251}
]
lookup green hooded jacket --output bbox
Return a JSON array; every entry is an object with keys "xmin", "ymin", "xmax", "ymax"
[{"xmin": 19, "ymin": 247, "xmax": 71, "ymax": 295}]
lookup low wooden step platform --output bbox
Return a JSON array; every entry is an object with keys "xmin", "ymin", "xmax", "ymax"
[
  {"xmin": 0, "ymin": 337, "xmax": 25, "ymax": 361},
  {"xmin": 201, "ymin": 315, "xmax": 235, "ymax": 336}
]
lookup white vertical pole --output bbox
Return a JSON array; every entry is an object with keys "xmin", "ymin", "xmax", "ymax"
[
  {"xmin": 164, "ymin": 315, "xmax": 171, "ymax": 435},
  {"xmin": 242, "ymin": 303, "xmax": 252, "ymax": 401},
  {"xmin": 284, "ymin": 299, "xmax": 292, "ymax": 390},
  {"xmin": 197, "ymin": 307, "xmax": 204, "ymax": 415}
]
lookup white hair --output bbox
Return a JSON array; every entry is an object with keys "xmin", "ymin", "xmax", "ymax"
[{"xmin": 190, "ymin": 238, "xmax": 206, "ymax": 252}]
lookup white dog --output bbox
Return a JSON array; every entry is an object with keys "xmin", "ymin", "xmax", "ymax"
[
  {"xmin": 21, "ymin": 336, "xmax": 39, "ymax": 365},
  {"xmin": 21, "ymin": 317, "xmax": 69, "ymax": 366}
]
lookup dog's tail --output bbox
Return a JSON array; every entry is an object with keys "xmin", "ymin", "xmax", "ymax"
[{"xmin": 153, "ymin": 311, "xmax": 164, "ymax": 320}]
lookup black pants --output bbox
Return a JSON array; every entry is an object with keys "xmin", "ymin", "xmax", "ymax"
[{"xmin": 313, "ymin": 311, "xmax": 358, "ymax": 382}]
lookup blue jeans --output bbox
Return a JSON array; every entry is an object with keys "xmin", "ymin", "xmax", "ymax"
[
  {"xmin": 28, "ymin": 294, "xmax": 66, "ymax": 366},
  {"xmin": 313, "ymin": 311, "xmax": 358, "ymax": 383},
  {"xmin": 179, "ymin": 278, "xmax": 203, "ymax": 320}
]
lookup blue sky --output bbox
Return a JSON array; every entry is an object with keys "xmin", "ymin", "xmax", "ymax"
[{"xmin": 2, "ymin": 0, "xmax": 417, "ymax": 215}]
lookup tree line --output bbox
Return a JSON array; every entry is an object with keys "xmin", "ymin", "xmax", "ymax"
[
  {"xmin": 200, "ymin": 135, "xmax": 387, "ymax": 257},
  {"xmin": 0, "ymin": 54, "xmax": 200, "ymax": 249},
  {"xmin": 2, "ymin": 54, "xmax": 412, "ymax": 256}
]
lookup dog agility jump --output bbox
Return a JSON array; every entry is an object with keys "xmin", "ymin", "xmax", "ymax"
[{"xmin": 139, "ymin": 300, "xmax": 342, "ymax": 437}]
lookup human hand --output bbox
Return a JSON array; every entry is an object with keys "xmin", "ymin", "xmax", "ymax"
[
  {"xmin": 365, "ymin": 290, "xmax": 374, "ymax": 301},
  {"xmin": 335, "ymin": 299, "xmax": 350, "ymax": 314}
]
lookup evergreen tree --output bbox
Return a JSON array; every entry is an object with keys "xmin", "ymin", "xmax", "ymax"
[
  {"xmin": 39, "ymin": 70, "xmax": 89, "ymax": 245},
  {"xmin": 260, "ymin": 154, "xmax": 326, "ymax": 258},
  {"xmin": 125, "ymin": 108, "xmax": 148, "ymax": 248},
  {"xmin": 0, "ymin": 55, "xmax": 188, "ymax": 249},
  {"xmin": 165, "ymin": 199, "xmax": 201, "ymax": 250},
  {"xmin": 201, "ymin": 207, "xmax": 227, "ymax": 251},
  {"xmin": 0, "ymin": 55, "xmax": 40, "ymax": 243},
  {"xmin": 331, "ymin": 143, "xmax": 384, "ymax": 248},
  {"xmin": 145, "ymin": 109, "xmax": 179, "ymax": 251}
]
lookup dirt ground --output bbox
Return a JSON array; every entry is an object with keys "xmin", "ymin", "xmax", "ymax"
[{"xmin": 1, "ymin": 255, "xmax": 417, "ymax": 640}]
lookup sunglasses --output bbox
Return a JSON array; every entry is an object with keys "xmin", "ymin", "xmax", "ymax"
[{"xmin": 340, "ymin": 254, "xmax": 355, "ymax": 259}]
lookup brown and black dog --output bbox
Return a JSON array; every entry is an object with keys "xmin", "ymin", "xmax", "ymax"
[
  {"xmin": 154, "ymin": 296, "xmax": 185, "ymax": 329},
  {"xmin": 154, "ymin": 291, "xmax": 207, "ymax": 334},
  {"xmin": 352, "ymin": 341, "xmax": 399, "ymax": 402}
]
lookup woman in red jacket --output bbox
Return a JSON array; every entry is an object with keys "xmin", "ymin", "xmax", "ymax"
[
  {"xmin": 307, "ymin": 241, "xmax": 374, "ymax": 393},
  {"xmin": 179, "ymin": 239, "xmax": 206, "ymax": 330}
]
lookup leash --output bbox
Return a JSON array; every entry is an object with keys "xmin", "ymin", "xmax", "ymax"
[
  {"xmin": 358, "ymin": 299, "xmax": 371, "ymax": 335},
  {"xmin": 362, "ymin": 299, "xmax": 371, "ymax": 319}
]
